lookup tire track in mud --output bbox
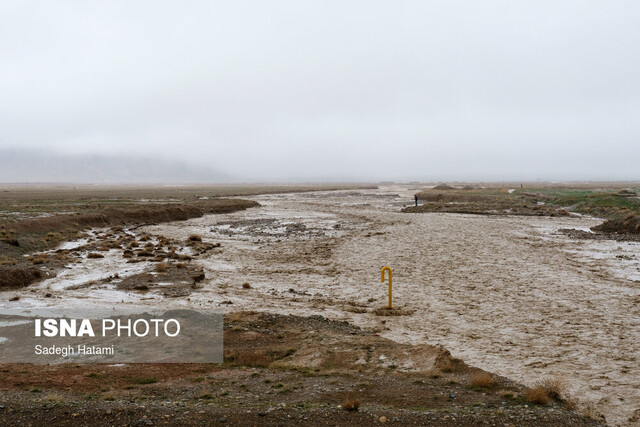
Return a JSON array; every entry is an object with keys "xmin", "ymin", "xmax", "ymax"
[{"xmin": 147, "ymin": 187, "xmax": 639, "ymax": 426}]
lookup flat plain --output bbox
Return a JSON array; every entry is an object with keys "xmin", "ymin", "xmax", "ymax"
[{"xmin": 1, "ymin": 183, "xmax": 638, "ymax": 426}]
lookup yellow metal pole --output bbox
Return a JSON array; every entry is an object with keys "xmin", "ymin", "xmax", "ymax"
[{"xmin": 381, "ymin": 267, "xmax": 392, "ymax": 309}]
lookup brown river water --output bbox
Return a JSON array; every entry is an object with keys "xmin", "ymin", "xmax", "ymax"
[{"xmin": 3, "ymin": 186, "xmax": 639, "ymax": 425}]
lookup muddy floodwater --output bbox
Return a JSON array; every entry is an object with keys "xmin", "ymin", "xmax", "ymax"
[{"xmin": 3, "ymin": 186, "xmax": 640, "ymax": 425}]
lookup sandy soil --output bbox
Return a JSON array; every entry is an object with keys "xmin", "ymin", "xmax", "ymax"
[{"xmin": 2, "ymin": 185, "xmax": 638, "ymax": 425}]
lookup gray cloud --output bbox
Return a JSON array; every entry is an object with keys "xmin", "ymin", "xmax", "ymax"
[{"xmin": 1, "ymin": 1, "xmax": 639, "ymax": 182}]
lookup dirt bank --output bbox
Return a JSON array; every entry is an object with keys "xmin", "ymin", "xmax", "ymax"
[
  {"xmin": 0, "ymin": 199, "xmax": 258, "ymax": 290},
  {"xmin": 405, "ymin": 189, "xmax": 571, "ymax": 217},
  {"xmin": 591, "ymin": 213, "xmax": 640, "ymax": 235},
  {"xmin": 0, "ymin": 312, "xmax": 600, "ymax": 426}
]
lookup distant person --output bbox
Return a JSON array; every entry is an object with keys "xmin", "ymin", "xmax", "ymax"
[{"xmin": 414, "ymin": 194, "xmax": 418, "ymax": 206}]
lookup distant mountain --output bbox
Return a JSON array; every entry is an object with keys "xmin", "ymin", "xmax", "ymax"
[{"xmin": 0, "ymin": 149, "xmax": 229, "ymax": 184}]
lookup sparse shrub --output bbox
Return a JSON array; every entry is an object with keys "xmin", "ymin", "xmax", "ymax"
[
  {"xmin": 525, "ymin": 377, "xmax": 566, "ymax": 405},
  {"xmin": 188, "ymin": 234, "xmax": 202, "ymax": 242},
  {"xmin": 87, "ymin": 252, "xmax": 104, "ymax": 259},
  {"xmin": 32, "ymin": 256, "xmax": 46, "ymax": 264},
  {"xmin": 54, "ymin": 253, "xmax": 69, "ymax": 262},
  {"xmin": 0, "ymin": 256, "xmax": 16, "ymax": 266},
  {"xmin": 540, "ymin": 377, "xmax": 565, "ymax": 400},
  {"xmin": 469, "ymin": 372, "xmax": 496, "ymax": 389},
  {"xmin": 525, "ymin": 385, "xmax": 550, "ymax": 405},
  {"xmin": 45, "ymin": 232, "xmax": 60, "ymax": 241},
  {"xmin": 342, "ymin": 398, "xmax": 360, "ymax": 411},
  {"xmin": 156, "ymin": 262, "xmax": 168, "ymax": 273}
]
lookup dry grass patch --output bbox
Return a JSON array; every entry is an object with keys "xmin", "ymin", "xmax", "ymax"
[
  {"xmin": 342, "ymin": 397, "xmax": 360, "ymax": 411},
  {"xmin": 0, "ymin": 256, "xmax": 17, "ymax": 265},
  {"xmin": 155, "ymin": 262, "xmax": 168, "ymax": 273},
  {"xmin": 45, "ymin": 232, "xmax": 61, "ymax": 242},
  {"xmin": 469, "ymin": 372, "xmax": 496, "ymax": 389},
  {"xmin": 187, "ymin": 234, "xmax": 202, "ymax": 242},
  {"xmin": 525, "ymin": 378, "xmax": 566, "ymax": 405},
  {"xmin": 102, "ymin": 390, "xmax": 118, "ymax": 401},
  {"xmin": 87, "ymin": 252, "xmax": 105, "ymax": 259},
  {"xmin": 525, "ymin": 386, "xmax": 551, "ymax": 405},
  {"xmin": 43, "ymin": 393, "xmax": 64, "ymax": 404},
  {"xmin": 540, "ymin": 377, "xmax": 566, "ymax": 400}
]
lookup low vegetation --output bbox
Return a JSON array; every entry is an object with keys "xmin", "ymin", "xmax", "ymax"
[
  {"xmin": 525, "ymin": 378, "xmax": 566, "ymax": 405},
  {"xmin": 405, "ymin": 184, "xmax": 640, "ymax": 235},
  {"xmin": 341, "ymin": 397, "xmax": 360, "ymax": 411},
  {"xmin": 469, "ymin": 372, "xmax": 496, "ymax": 389}
]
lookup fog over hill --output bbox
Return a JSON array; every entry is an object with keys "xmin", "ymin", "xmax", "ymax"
[{"xmin": 0, "ymin": 149, "xmax": 229, "ymax": 184}]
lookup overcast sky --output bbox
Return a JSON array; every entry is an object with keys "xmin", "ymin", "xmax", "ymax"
[{"xmin": 1, "ymin": 1, "xmax": 639, "ymax": 182}]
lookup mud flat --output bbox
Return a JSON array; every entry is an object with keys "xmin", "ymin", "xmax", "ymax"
[{"xmin": 1, "ymin": 185, "xmax": 637, "ymax": 424}]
